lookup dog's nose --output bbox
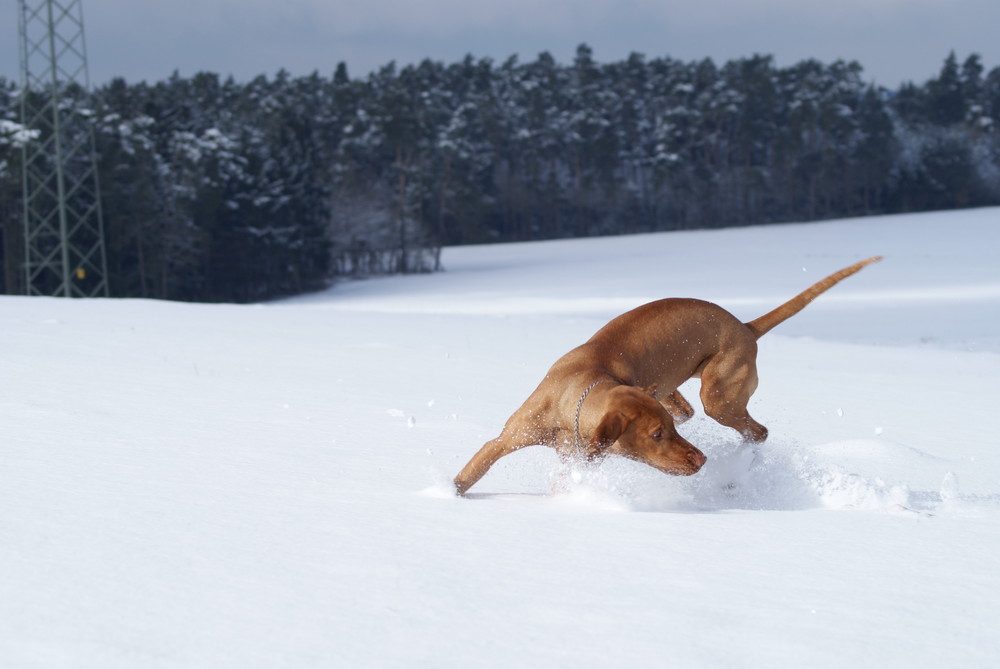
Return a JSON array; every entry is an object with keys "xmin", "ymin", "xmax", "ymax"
[{"xmin": 692, "ymin": 450, "xmax": 707, "ymax": 469}]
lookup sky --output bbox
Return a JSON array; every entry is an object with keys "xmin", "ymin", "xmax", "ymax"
[{"xmin": 3, "ymin": 0, "xmax": 1000, "ymax": 89}]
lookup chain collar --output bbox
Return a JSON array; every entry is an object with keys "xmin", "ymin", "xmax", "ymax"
[{"xmin": 574, "ymin": 380, "xmax": 608, "ymax": 446}]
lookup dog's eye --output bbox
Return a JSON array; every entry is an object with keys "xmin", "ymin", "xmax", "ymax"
[{"xmin": 652, "ymin": 429, "xmax": 663, "ymax": 440}]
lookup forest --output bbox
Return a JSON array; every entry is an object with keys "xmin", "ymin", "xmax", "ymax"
[{"xmin": 1, "ymin": 47, "xmax": 998, "ymax": 302}]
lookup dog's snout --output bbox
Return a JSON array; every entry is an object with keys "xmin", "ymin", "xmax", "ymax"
[{"xmin": 691, "ymin": 450, "xmax": 707, "ymax": 469}]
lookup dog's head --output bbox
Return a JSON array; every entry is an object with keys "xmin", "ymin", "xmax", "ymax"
[{"xmin": 590, "ymin": 386, "xmax": 706, "ymax": 475}]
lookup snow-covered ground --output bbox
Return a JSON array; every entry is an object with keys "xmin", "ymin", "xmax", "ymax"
[{"xmin": 3, "ymin": 207, "xmax": 999, "ymax": 668}]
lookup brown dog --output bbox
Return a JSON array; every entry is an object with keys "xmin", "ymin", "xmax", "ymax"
[{"xmin": 454, "ymin": 256, "xmax": 882, "ymax": 495}]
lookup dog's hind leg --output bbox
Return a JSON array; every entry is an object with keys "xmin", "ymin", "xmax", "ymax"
[{"xmin": 699, "ymin": 355, "xmax": 769, "ymax": 443}]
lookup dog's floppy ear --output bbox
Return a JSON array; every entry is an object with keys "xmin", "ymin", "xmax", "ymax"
[{"xmin": 590, "ymin": 410, "xmax": 630, "ymax": 452}]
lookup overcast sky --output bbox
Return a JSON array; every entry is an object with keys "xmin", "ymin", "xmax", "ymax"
[{"xmin": 4, "ymin": 0, "xmax": 999, "ymax": 89}]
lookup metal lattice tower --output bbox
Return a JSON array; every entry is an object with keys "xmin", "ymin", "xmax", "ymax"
[{"xmin": 18, "ymin": 0, "xmax": 108, "ymax": 297}]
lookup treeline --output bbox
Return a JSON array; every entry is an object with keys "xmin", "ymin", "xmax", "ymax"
[{"xmin": 1, "ymin": 48, "xmax": 998, "ymax": 302}]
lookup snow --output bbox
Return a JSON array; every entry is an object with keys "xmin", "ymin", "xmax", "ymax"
[
  {"xmin": 3, "ymin": 207, "xmax": 999, "ymax": 667},
  {"xmin": 0, "ymin": 119, "xmax": 40, "ymax": 147}
]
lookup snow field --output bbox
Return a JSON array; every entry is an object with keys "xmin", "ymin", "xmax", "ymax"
[{"xmin": 2, "ymin": 206, "xmax": 1000, "ymax": 667}]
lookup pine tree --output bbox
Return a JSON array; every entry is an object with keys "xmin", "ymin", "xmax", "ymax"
[{"xmin": 927, "ymin": 51, "xmax": 966, "ymax": 126}]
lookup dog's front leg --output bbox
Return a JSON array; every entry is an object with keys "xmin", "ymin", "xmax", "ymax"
[
  {"xmin": 659, "ymin": 389, "xmax": 695, "ymax": 424},
  {"xmin": 454, "ymin": 438, "xmax": 513, "ymax": 495},
  {"xmin": 454, "ymin": 425, "xmax": 547, "ymax": 495}
]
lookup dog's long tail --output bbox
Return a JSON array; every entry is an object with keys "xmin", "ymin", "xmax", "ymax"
[{"xmin": 744, "ymin": 256, "xmax": 883, "ymax": 339}]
